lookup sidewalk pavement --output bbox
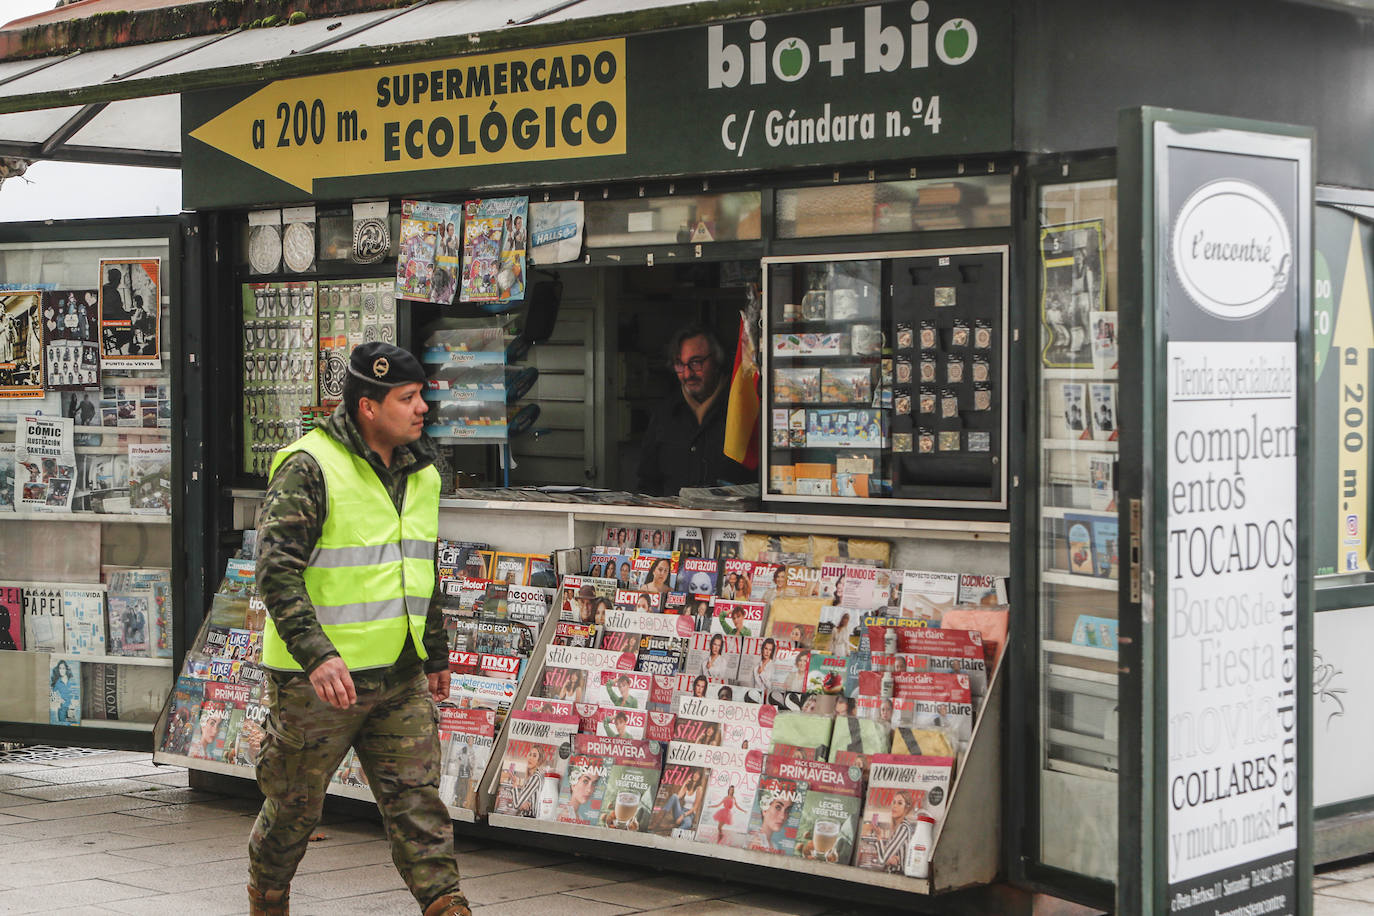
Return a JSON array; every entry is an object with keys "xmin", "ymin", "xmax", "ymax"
[{"xmin": 0, "ymin": 746, "xmax": 1370, "ymax": 915}]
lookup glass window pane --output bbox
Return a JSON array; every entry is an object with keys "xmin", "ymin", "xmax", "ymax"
[
  {"xmin": 1035, "ymin": 178, "xmax": 1120, "ymax": 881},
  {"xmin": 585, "ymin": 191, "xmax": 761, "ymax": 247},
  {"xmin": 777, "ymin": 175, "xmax": 1011, "ymax": 239}
]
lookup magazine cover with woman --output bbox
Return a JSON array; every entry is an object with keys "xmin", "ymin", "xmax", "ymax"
[
  {"xmin": 854, "ymin": 754, "xmax": 955, "ymax": 872},
  {"xmin": 746, "ymin": 755, "xmax": 863, "ymax": 862},
  {"xmin": 493, "ymin": 709, "xmax": 579, "ymax": 817}
]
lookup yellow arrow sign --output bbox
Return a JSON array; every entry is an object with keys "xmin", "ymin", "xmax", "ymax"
[
  {"xmin": 1335, "ymin": 220, "xmax": 1374, "ymax": 572},
  {"xmin": 191, "ymin": 39, "xmax": 627, "ymax": 192}
]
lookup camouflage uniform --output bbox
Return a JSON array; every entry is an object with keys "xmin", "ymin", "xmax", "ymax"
[{"xmin": 248, "ymin": 404, "xmax": 464, "ymax": 911}]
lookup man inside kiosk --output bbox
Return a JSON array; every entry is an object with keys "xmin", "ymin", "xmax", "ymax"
[{"xmin": 636, "ymin": 323, "xmax": 752, "ymax": 496}]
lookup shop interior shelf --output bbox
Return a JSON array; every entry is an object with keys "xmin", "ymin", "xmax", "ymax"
[
  {"xmin": 1041, "ymin": 570, "xmax": 1118, "ymax": 592},
  {"xmin": 5, "ymin": 511, "xmax": 171, "ymax": 524},
  {"xmin": 0, "ymin": 420, "xmax": 172, "ymax": 437},
  {"xmin": 1041, "ymin": 369, "xmax": 1117, "ymax": 380},
  {"xmin": 1040, "ymin": 439, "xmax": 1118, "ymax": 453},
  {"xmin": 1041, "ymin": 638, "xmax": 1119, "ymax": 661},
  {"xmin": 1039, "ymin": 506, "xmax": 1117, "ymax": 521},
  {"xmin": 1046, "ymin": 758, "xmax": 1119, "ymax": 781}
]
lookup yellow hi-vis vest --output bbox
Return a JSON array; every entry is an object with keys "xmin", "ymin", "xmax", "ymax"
[{"xmin": 261, "ymin": 428, "xmax": 439, "ymax": 672}]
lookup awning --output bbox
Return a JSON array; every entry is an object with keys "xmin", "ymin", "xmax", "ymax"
[{"xmin": 0, "ymin": 0, "xmax": 777, "ymax": 168}]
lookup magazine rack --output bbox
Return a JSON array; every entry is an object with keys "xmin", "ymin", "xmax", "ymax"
[{"xmin": 479, "ymin": 630, "xmax": 1006, "ymax": 897}]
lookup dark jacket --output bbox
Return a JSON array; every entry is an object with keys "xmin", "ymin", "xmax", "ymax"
[
  {"xmin": 635, "ymin": 382, "xmax": 753, "ymax": 496},
  {"xmin": 255, "ymin": 403, "xmax": 448, "ymax": 677}
]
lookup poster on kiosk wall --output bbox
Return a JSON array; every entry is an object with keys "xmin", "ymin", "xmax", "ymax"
[{"xmin": 1158, "ymin": 118, "xmax": 1309, "ymax": 916}]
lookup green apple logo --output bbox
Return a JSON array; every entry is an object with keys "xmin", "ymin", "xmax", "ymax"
[
  {"xmin": 935, "ymin": 18, "xmax": 978, "ymax": 65},
  {"xmin": 772, "ymin": 38, "xmax": 809, "ymax": 81}
]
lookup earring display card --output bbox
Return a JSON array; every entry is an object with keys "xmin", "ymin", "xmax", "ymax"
[
  {"xmin": 241, "ymin": 281, "xmax": 318, "ymax": 476},
  {"xmin": 886, "ymin": 249, "xmax": 1005, "ymax": 503}
]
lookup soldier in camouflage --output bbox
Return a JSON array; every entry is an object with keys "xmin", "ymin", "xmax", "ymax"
[{"xmin": 248, "ymin": 341, "xmax": 469, "ymax": 916}]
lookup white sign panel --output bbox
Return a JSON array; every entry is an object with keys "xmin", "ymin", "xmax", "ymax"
[
  {"xmin": 1313, "ymin": 606, "xmax": 1374, "ymax": 807},
  {"xmin": 1158, "ymin": 120, "xmax": 1307, "ymax": 916}
]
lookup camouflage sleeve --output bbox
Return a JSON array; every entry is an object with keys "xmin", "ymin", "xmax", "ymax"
[
  {"xmin": 255, "ymin": 451, "xmax": 340, "ymax": 674},
  {"xmin": 422, "ymin": 582, "xmax": 448, "ymax": 675}
]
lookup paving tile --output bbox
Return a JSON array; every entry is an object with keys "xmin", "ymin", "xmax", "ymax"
[
  {"xmin": 101, "ymin": 882, "xmax": 330, "ymax": 916},
  {"xmin": 119, "ymin": 786, "xmax": 237, "ymax": 806},
  {"xmin": 470, "ymin": 892, "xmax": 637, "ymax": 916},
  {"xmin": 104, "ymin": 856, "xmax": 256, "ymax": 893},
  {"xmin": 1314, "ymin": 893, "xmax": 1374, "ymax": 915},
  {"xmin": 718, "ymin": 890, "xmax": 838, "ymax": 915},
  {"xmin": 289, "ymin": 862, "xmax": 409, "ymax": 899},
  {"xmin": 7, "ymin": 777, "xmax": 160, "ymax": 802},
  {"xmin": 1323, "ymin": 862, "xmax": 1374, "ymax": 883},
  {"xmin": 537, "ymin": 858, "xmax": 653, "ymax": 884},
  {"xmin": 0, "ymin": 830, "xmax": 165, "ymax": 866},
  {"xmin": 114, "ymin": 800, "xmax": 259, "ymax": 823},
  {"xmin": 635, "ymin": 902, "xmax": 808, "ymax": 916},
  {"xmin": 0, "ymin": 791, "xmax": 39, "ymax": 809},
  {"xmin": 42, "ymin": 750, "xmax": 162, "ymax": 768},
  {"xmin": 0, "ymin": 878, "xmax": 152, "ymax": 915},
  {"xmin": 107, "ymin": 836, "xmax": 252, "ymax": 867},
  {"xmin": 1321, "ymin": 878, "xmax": 1374, "ymax": 903},
  {"xmin": 567, "ymin": 874, "xmax": 747, "ymax": 910},
  {"xmin": 131, "ymin": 770, "xmax": 192, "ymax": 788},
  {"xmin": 0, "ymin": 811, "xmax": 170, "ymax": 845},
  {"xmin": 107, "ymin": 811, "xmax": 258, "ymax": 843},
  {"xmin": 462, "ymin": 862, "xmax": 621, "ymax": 905},
  {"xmin": 1314, "ymin": 877, "xmax": 1345, "ymax": 889},
  {"xmin": 0, "ymin": 792, "xmax": 166, "ymax": 821},
  {"xmin": 289, "ymin": 888, "xmax": 421, "ymax": 916},
  {"xmin": 0, "ymin": 850, "xmax": 164, "ymax": 888},
  {"xmin": 452, "ymin": 846, "xmax": 575, "ymax": 878},
  {"xmin": 0, "ymin": 774, "xmax": 49, "ymax": 791},
  {"xmin": 0, "ymin": 762, "xmax": 166, "ymax": 784},
  {"xmin": 293, "ymin": 838, "xmax": 397, "ymax": 874}
]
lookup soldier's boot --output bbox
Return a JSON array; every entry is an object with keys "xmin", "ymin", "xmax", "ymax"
[
  {"xmin": 247, "ymin": 883, "xmax": 289, "ymax": 916},
  {"xmin": 422, "ymin": 892, "xmax": 472, "ymax": 916}
]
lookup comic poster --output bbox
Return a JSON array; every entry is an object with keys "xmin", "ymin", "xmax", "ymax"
[
  {"xmin": 0, "ymin": 291, "xmax": 44, "ymax": 398},
  {"xmin": 460, "ymin": 196, "xmax": 528, "ymax": 307},
  {"xmin": 98, "ymin": 258, "xmax": 162, "ymax": 369},
  {"xmin": 396, "ymin": 199, "xmax": 463, "ymax": 304},
  {"xmin": 41, "ymin": 290, "xmax": 100, "ymax": 390},
  {"xmin": 16, "ymin": 414, "xmax": 75, "ymax": 511},
  {"xmin": 1039, "ymin": 221, "xmax": 1103, "ymax": 369}
]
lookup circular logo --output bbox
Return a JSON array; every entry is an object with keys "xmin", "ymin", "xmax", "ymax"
[
  {"xmin": 372, "ymin": 356, "xmax": 389, "ymax": 379},
  {"xmin": 935, "ymin": 18, "xmax": 978, "ymax": 65},
  {"xmin": 1171, "ymin": 179, "xmax": 1292, "ymax": 320}
]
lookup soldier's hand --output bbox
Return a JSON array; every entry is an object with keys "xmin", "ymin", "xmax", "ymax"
[
  {"xmin": 428, "ymin": 669, "xmax": 451, "ymax": 703},
  {"xmin": 309, "ymin": 657, "xmax": 356, "ymax": 709}
]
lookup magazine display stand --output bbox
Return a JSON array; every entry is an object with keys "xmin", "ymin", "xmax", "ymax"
[
  {"xmin": 483, "ymin": 640, "xmax": 1005, "ymax": 896},
  {"xmin": 0, "ymin": 226, "xmax": 182, "ymax": 749}
]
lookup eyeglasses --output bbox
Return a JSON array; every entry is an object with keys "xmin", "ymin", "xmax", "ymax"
[{"xmin": 672, "ymin": 356, "xmax": 710, "ymax": 374}]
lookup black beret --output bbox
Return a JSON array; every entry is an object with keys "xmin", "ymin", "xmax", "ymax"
[{"xmin": 347, "ymin": 341, "xmax": 425, "ymax": 387}]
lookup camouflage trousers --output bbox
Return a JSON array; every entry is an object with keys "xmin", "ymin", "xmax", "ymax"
[{"xmin": 248, "ymin": 666, "xmax": 464, "ymax": 910}]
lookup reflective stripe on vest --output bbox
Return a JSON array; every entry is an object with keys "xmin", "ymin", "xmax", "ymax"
[{"xmin": 260, "ymin": 428, "xmax": 439, "ymax": 672}]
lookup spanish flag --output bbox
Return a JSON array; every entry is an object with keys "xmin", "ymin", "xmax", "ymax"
[{"xmin": 724, "ymin": 310, "xmax": 760, "ymax": 469}]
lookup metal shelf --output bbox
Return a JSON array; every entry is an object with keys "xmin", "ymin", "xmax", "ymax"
[
  {"xmin": 1042, "ymin": 638, "xmax": 1119, "ymax": 661},
  {"xmin": 1041, "ymin": 571, "xmax": 1118, "ymax": 592},
  {"xmin": 1040, "ymin": 438, "xmax": 1118, "ymax": 452},
  {"xmin": 3, "ymin": 511, "xmax": 170, "ymax": 524},
  {"xmin": 1040, "ymin": 506, "xmax": 1116, "ymax": 521}
]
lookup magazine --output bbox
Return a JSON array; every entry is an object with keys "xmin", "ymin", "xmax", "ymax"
[
  {"xmin": 673, "ymin": 526, "xmax": 705, "ymax": 558},
  {"xmin": 0, "ymin": 442, "xmax": 14, "ymax": 511},
  {"xmin": 160, "ymin": 675, "xmax": 206, "ymax": 756},
  {"xmin": 492, "ymin": 709, "xmax": 579, "ymax": 816},
  {"xmin": 0, "ymin": 291, "xmax": 44, "ymax": 397},
  {"xmin": 897, "ymin": 570, "xmax": 960, "ymax": 622},
  {"xmin": 48, "ymin": 656, "xmax": 81, "ymax": 725},
  {"xmin": 817, "ymin": 563, "xmax": 890, "ymax": 613},
  {"xmin": 80, "ymin": 663, "xmax": 170, "ymax": 724},
  {"xmin": 128, "ymin": 442, "xmax": 172, "ymax": 515},
  {"xmin": 746, "ymin": 755, "xmax": 863, "ymax": 862},
  {"xmin": 62, "ymin": 587, "xmax": 106, "ymax": 656},
  {"xmin": 0, "ymin": 585, "xmax": 20, "ymax": 649},
  {"xmin": 587, "ymin": 669, "xmax": 653, "ymax": 709},
  {"xmin": 765, "ymin": 596, "xmax": 826, "ymax": 650},
  {"xmin": 769, "ymin": 711, "xmax": 834, "ymax": 761},
  {"xmin": 16, "ymin": 414, "xmax": 76, "ymax": 512},
  {"xmin": 854, "ymin": 754, "xmax": 956, "ymax": 873},
  {"xmin": 678, "ymin": 557, "xmax": 720, "ymax": 596},
  {"xmin": 23, "ymin": 585, "xmax": 64, "ymax": 651},
  {"xmin": 42, "ymin": 290, "xmax": 100, "ymax": 390},
  {"xmin": 1089, "ymin": 454, "xmax": 1116, "ymax": 512},
  {"xmin": 646, "ymin": 740, "xmax": 713, "ymax": 839},
  {"xmin": 1065, "ymin": 514, "xmax": 1096, "ymax": 576},
  {"xmin": 460, "ymin": 196, "xmax": 528, "ymax": 306},
  {"xmin": 107, "ymin": 594, "xmax": 152, "ymax": 657},
  {"xmin": 686, "ymin": 632, "xmax": 741, "ymax": 682},
  {"xmin": 674, "ymin": 695, "xmax": 775, "ymax": 751},
  {"xmin": 1090, "ymin": 382, "xmax": 1118, "ymax": 441},
  {"xmin": 955, "ymin": 574, "xmax": 1007, "ymax": 607},
  {"xmin": 710, "ymin": 599, "xmax": 767, "ymax": 640},
  {"xmin": 558, "ymin": 734, "xmax": 662, "ymax": 830},
  {"xmin": 438, "ymin": 707, "xmax": 497, "ymax": 811},
  {"xmin": 868, "ymin": 625, "xmax": 987, "ymax": 700},
  {"xmin": 397, "ymin": 199, "xmax": 464, "ymax": 305},
  {"xmin": 695, "ymin": 745, "xmax": 765, "ymax": 847},
  {"xmin": 710, "ymin": 528, "xmax": 744, "ymax": 560},
  {"xmin": 1091, "ymin": 310, "xmax": 1119, "ymax": 372},
  {"xmin": 736, "ymin": 636, "xmax": 803, "ymax": 691}
]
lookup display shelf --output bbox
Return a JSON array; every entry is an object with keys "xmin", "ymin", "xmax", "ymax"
[
  {"xmin": 1047, "ymin": 727, "xmax": 1117, "ymax": 758},
  {"xmin": 2, "ymin": 511, "xmax": 170, "ymax": 524},
  {"xmin": 228, "ymin": 489, "xmax": 1013, "ymax": 543},
  {"xmin": 1046, "ymin": 662, "xmax": 1118, "ymax": 686},
  {"xmin": 1041, "ymin": 570, "xmax": 1118, "ymax": 592},
  {"xmin": 1040, "ymin": 506, "xmax": 1117, "ymax": 521},
  {"xmin": 1, "ymin": 578, "xmax": 105, "ymax": 591},
  {"xmin": 0, "ymin": 420, "xmax": 171, "ymax": 436},
  {"xmin": 1040, "ymin": 439, "xmax": 1118, "ymax": 452},
  {"xmin": 488, "ymin": 812, "xmax": 934, "ymax": 893},
  {"xmin": 73, "ymin": 720, "xmax": 154, "ymax": 732},
  {"xmin": 1041, "ymin": 369, "xmax": 1117, "ymax": 381},
  {"xmin": 1042, "ymin": 638, "xmax": 1119, "ymax": 661},
  {"xmin": 17, "ymin": 651, "xmax": 172, "ymax": 667},
  {"xmin": 1047, "ymin": 759, "xmax": 1119, "ymax": 781}
]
